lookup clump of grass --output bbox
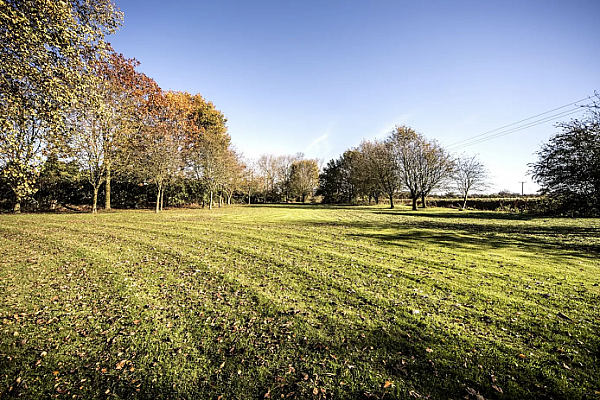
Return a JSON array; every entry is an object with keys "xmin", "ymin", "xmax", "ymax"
[{"xmin": 0, "ymin": 205, "xmax": 599, "ymax": 399}]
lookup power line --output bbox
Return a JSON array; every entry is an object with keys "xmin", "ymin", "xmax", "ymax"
[
  {"xmin": 449, "ymin": 106, "xmax": 587, "ymax": 151},
  {"xmin": 446, "ymin": 95, "xmax": 592, "ymax": 150}
]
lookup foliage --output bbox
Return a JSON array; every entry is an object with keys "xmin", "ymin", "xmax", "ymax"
[
  {"xmin": 0, "ymin": 0, "xmax": 122, "ymax": 212},
  {"xmin": 530, "ymin": 113, "xmax": 600, "ymax": 216},
  {"xmin": 0, "ymin": 206, "xmax": 599, "ymax": 399},
  {"xmin": 318, "ymin": 151, "xmax": 358, "ymax": 204},
  {"xmin": 389, "ymin": 125, "xmax": 454, "ymax": 210},
  {"xmin": 361, "ymin": 139, "xmax": 401, "ymax": 208},
  {"xmin": 289, "ymin": 158, "xmax": 319, "ymax": 203}
]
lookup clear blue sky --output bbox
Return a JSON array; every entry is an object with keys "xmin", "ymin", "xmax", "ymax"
[{"xmin": 108, "ymin": 0, "xmax": 600, "ymax": 194}]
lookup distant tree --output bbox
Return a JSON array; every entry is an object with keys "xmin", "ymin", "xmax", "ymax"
[
  {"xmin": 453, "ymin": 154, "xmax": 489, "ymax": 209},
  {"xmin": 274, "ymin": 153, "xmax": 304, "ymax": 202},
  {"xmin": 389, "ymin": 126, "xmax": 453, "ymax": 210},
  {"xmin": 360, "ymin": 140, "xmax": 400, "ymax": 208},
  {"xmin": 242, "ymin": 160, "xmax": 260, "ymax": 205},
  {"xmin": 318, "ymin": 157, "xmax": 348, "ymax": 204},
  {"xmin": 529, "ymin": 112, "xmax": 600, "ymax": 215},
  {"xmin": 0, "ymin": 0, "xmax": 121, "ymax": 212},
  {"xmin": 256, "ymin": 154, "xmax": 278, "ymax": 202},
  {"xmin": 351, "ymin": 148, "xmax": 382, "ymax": 204},
  {"xmin": 290, "ymin": 159, "xmax": 319, "ymax": 203},
  {"xmin": 318, "ymin": 150, "xmax": 361, "ymax": 204}
]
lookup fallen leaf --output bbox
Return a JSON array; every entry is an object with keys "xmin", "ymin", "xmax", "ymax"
[
  {"xmin": 426, "ymin": 348, "xmax": 433, "ymax": 353},
  {"xmin": 518, "ymin": 354, "xmax": 526, "ymax": 359},
  {"xmin": 115, "ymin": 360, "xmax": 127, "ymax": 370},
  {"xmin": 492, "ymin": 385, "xmax": 503, "ymax": 393},
  {"xmin": 313, "ymin": 387, "xmax": 319, "ymax": 395},
  {"xmin": 384, "ymin": 380, "xmax": 394, "ymax": 388},
  {"xmin": 562, "ymin": 363, "xmax": 570, "ymax": 370}
]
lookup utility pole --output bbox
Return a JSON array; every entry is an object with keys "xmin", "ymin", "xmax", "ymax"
[{"xmin": 519, "ymin": 181, "xmax": 526, "ymax": 196}]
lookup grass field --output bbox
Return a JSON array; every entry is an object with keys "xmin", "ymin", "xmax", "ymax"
[{"xmin": 1, "ymin": 205, "xmax": 599, "ymax": 399}]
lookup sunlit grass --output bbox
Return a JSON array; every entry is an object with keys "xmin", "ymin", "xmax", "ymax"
[{"xmin": 1, "ymin": 205, "xmax": 599, "ymax": 399}]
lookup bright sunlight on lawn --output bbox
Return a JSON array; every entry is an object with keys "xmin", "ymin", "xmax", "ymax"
[{"xmin": 1, "ymin": 205, "xmax": 599, "ymax": 399}]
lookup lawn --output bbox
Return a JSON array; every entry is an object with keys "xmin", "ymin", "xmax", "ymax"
[{"xmin": 0, "ymin": 205, "xmax": 599, "ymax": 399}]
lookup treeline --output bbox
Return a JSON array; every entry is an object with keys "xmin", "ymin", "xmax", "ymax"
[
  {"xmin": 0, "ymin": 1, "xmax": 332, "ymax": 213},
  {"xmin": 318, "ymin": 126, "xmax": 488, "ymax": 210},
  {"xmin": 1, "ymin": 1, "xmax": 245, "ymax": 213}
]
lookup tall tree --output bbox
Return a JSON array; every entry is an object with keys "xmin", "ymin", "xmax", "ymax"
[
  {"xmin": 290, "ymin": 158, "xmax": 319, "ymax": 203},
  {"xmin": 182, "ymin": 93, "xmax": 231, "ymax": 210},
  {"xmin": 0, "ymin": 0, "xmax": 122, "ymax": 212},
  {"xmin": 529, "ymin": 113, "xmax": 600, "ymax": 215},
  {"xmin": 360, "ymin": 140, "xmax": 400, "ymax": 209},
  {"xmin": 256, "ymin": 154, "xmax": 278, "ymax": 202},
  {"xmin": 389, "ymin": 126, "xmax": 453, "ymax": 210},
  {"xmin": 132, "ymin": 92, "xmax": 186, "ymax": 213},
  {"xmin": 453, "ymin": 154, "xmax": 489, "ymax": 209},
  {"xmin": 96, "ymin": 52, "xmax": 157, "ymax": 211}
]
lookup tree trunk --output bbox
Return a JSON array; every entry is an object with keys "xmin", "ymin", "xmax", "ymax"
[
  {"xmin": 219, "ymin": 193, "xmax": 222, "ymax": 207},
  {"xmin": 160, "ymin": 188, "xmax": 164, "ymax": 211},
  {"xmin": 209, "ymin": 190, "xmax": 213, "ymax": 210},
  {"xmin": 105, "ymin": 162, "xmax": 111, "ymax": 211},
  {"xmin": 227, "ymin": 193, "xmax": 232, "ymax": 205},
  {"xmin": 411, "ymin": 196, "xmax": 418, "ymax": 211},
  {"xmin": 92, "ymin": 186, "xmax": 99, "ymax": 214},
  {"xmin": 421, "ymin": 194, "xmax": 427, "ymax": 208},
  {"xmin": 389, "ymin": 193, "xmax": 394, "ymax": 209},
  {"xmin": 155, "ymin": 185, "xmax": 161, "ymax": 213},
  {"xmin": 462, "ymin": 191, "xmax": 469, "ymax": 209},
  {"xmin": 248, "ymin": 188, "xmax": 251, "ymax": 205},
  {"xmin": 13, "ymin": 198, "xmax": 21, "ymax": 214}
]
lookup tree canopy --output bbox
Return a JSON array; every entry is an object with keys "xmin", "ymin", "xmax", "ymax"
[{"xmin": 530, "ymin": 112, "xmax": 600, "ymax": 215}]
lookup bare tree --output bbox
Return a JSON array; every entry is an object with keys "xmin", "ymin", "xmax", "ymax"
[{"xmin": 453, "ymin": 154, "xmax": 489, "ymax": 209}]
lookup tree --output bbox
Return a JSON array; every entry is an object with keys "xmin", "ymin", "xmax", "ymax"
[
  {"xmin": 529, "ymin": 113, "xmax": 600, "ymax": 215},
  {"xmin": 95, "ymin": 52, "xmax": 157, "ymax": 211},
  {"xmin": 389, "ymin": 126, "xmax": 453, "ymax": 210},
  {"xmin": 256, "ymin": 154, "xmax": 278, "ymax": 202},
  {"xmin": 69, "ymin": 100, "xmax": 108, "ymax": 213},
  {"xmin": 0, "ymin": 0, "xmax": 122, "ymax": 212},
  {"xmin": 182, "ymin": 93, "xmax": 231, "ymax": 209},
  {"xmin": 453, "ymin": 154, "xmax": 489, "ymax": 209},
  {"xmin": 360, "ymin": 140, "xmax": 400, "ymax": 208},
  {"xmin": 132, "ymin": 91, "xmax": 186, "ymax": 213},
  {"xmin": 290, "ymin": 159, "xmax": 319, "ymax": 203},
  {"xmin": 318, "ymin": 150, "xmax": 363, "ymax": 204}
]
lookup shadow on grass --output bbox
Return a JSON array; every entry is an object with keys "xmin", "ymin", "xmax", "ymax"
[{"xmin": 277, "ymin": 205, "xmax": 600, "ymax": 259}]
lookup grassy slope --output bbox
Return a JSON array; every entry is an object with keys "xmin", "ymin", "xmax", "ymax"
[{"xmin": 0, "ymin": 205, "xmax": 599, "ymax": 399}]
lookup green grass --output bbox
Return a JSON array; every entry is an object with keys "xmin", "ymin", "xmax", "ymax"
[{"xmin": 1, "ymin": 205, "xmax": 599, "ymax": 399}]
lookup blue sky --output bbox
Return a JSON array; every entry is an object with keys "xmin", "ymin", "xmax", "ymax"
[{"xmin": 108, "ymin": 0, "xmax": 600, "ymax": 194}]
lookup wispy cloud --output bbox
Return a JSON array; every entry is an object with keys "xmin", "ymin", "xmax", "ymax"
[
  {"xmin": 371, "ymin": 114, "xmax": 413, "ymax": 140},
  {"xmin": 306, "ymin": 133, "xmax": 329, "ymax": 150}
]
